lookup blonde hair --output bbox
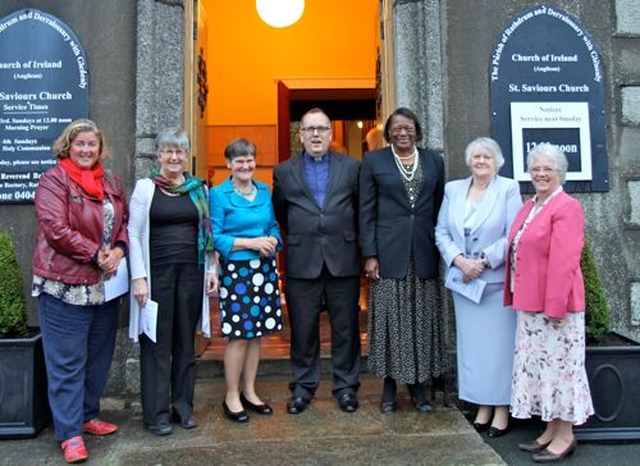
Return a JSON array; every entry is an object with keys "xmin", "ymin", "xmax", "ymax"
[{"xmin": 365, "ymin": 125, "xmax": 385, "ymax": 152}]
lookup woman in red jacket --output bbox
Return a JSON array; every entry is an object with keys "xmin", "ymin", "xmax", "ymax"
[
  {"xmin": 504, "ymin": 143, "xmax": 593, "ymax": 463},
  {"xmin": 32, "ymin": 119, "xmax": 128, "ymax": 464}
]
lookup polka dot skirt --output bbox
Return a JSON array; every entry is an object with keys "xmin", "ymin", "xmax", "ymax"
[{"xmin": 219, "ymin": 257, "xmax": 284, "ymax": 339}]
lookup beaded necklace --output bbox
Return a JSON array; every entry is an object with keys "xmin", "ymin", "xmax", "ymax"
[
  {"xmin": 233, "ymin": 183, "xmax": 257, "ymax": 198},
  {"xmin": 391, "ymin": 145, "xmax": 419, "ymax": 181}
]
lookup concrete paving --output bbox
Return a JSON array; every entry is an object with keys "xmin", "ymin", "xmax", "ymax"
[
  {"xmin": 0, "ymin": 372, "xmax": 503, "ymax": 466},
  {"xmin": 2, "ymin": 371, "xmax": 640, "ymax": 465}
]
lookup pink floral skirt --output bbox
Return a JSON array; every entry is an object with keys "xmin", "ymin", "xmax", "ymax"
[{"xmin": 511, "ymin": 311, "xmax": 594, "ymax": 425}]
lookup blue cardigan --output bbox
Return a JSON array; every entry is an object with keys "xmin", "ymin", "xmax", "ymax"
[{"xmin": 209, "ymin": 177, "xmax": 282, "ymax": 261}]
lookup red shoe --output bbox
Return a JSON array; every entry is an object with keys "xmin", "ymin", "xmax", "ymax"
[
  {"xmin": 61, "ymin": 436, "xmax": 88, "ymax": 464},
  {"xmin": 82, "ymin": 418, "xmax": 119, "ymax": 435}
]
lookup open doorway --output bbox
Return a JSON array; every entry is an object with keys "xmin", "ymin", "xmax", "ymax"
[
  {"xmin": 204, "ymin": 88, "xmax": 379, "ymax": 361},
  {"xmin": 198, "ymin": 0, "xmax": 382, "ymax": 361},
  {"xmin": 277, "ymin": 82, "xmax": 378, "ymax": 163}
]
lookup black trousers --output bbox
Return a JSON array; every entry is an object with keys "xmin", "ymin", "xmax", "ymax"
[
  {"xmin": 286, "ymin": 268, "xmax": 361, "ymax": 399},
  {"xmin": 140, "ymin": 262, "xmax": 203, "ymax": 425}
]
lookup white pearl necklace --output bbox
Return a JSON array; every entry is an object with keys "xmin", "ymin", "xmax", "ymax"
[{"xmin": 392, "ymin": 145, "xmax": 419, "ymax": 181}]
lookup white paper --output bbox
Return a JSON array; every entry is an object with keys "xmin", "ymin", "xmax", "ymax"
[
  {"xmin": 444, "ymin": 266, "xmax": 487, "ymax": 304},
  {"xmin": 141, "ymin": 299, "xmax": 158, "ymax": 343},
  {"xmin": 103, "ymin": 258, "xmax": 129, "ymax": 301}
]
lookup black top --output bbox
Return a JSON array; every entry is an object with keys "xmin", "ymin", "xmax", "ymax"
[{"xmin": 149, "ymin": 189, "xmax": 198, "ymax": 266}]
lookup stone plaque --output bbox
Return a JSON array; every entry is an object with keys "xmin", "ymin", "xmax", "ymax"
[
  {"xmin": 490, "ymin": 4, "xmax": 608, "ymax": 192},
  {"xmin": 0, "ymin": 9, "xmax": 89, "ymax": 204}
]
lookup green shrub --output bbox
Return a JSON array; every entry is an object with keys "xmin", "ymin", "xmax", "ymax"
[
  {"xmin": 0, "ymin": 231, "xmax": 28, "ymax": 338},
  {"xmin": 582, "ymin": 239, "xmax": 610, "ymax": 343}
]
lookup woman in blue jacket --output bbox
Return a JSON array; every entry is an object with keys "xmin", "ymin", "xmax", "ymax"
[{"xmin": 210, "ymin": 138, "xmax": 284, "ymax": 423}]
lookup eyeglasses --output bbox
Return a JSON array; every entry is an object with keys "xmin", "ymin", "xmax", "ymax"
[
  {"xmin": 300, "ymin": 126, "xmax": 331, "ymax": 135},
  {"xmin": 530, "ymin": 166, "xmax": 556, "ymax": 174},
  {"xmin": 390, "ymin": 125, "xmax": 416, "ymax": 134},
  {"xmin": 161, "ymin": 148, "xmax": 186, "ymax": 157}
]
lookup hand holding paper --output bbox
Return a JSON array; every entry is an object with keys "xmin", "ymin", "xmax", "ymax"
[
  {"xmin": 444, "ymin": 266, "xmax": 486, "ymax": 304},
  {"xmin": 140, "ymin": 299, "xmax": 158, "ymax": 343},
  {"xmin": 103, "ymin": 258, "xmax": 129, "ymax": 301}
]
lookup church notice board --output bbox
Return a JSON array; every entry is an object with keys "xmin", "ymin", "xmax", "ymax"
[
  {"xmin": 0, "ymin": 9, "xmax": 89, "ymax": 204},
  {"xmin": 490, "ymin": 4, "xmax": 608, "ymax": 193}
]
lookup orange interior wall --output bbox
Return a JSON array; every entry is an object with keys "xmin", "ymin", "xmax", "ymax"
[
  {"xmin": 201, "ymin": 0, "xmax": 378, "ymax": 186},
  {"xmin": 203, "ymin": 0, "xmax": 378, "ymax": 126}
]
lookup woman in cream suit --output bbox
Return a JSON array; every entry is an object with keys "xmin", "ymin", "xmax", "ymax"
[{"xmin": 435, "ymin": 137, "xmax": 522, "ymax": 437}]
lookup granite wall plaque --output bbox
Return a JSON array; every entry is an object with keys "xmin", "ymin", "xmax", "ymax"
[
  {"xmin": 0, "ymin": 9, "xmax": 89, "ymax": 204},
  {"xmin": 490, "ymin": 4, "xmax": 608, "ymax": 192}
]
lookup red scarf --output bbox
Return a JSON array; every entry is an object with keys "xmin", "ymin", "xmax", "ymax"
[{"xmin": 60, "ymin": 158, "xmax": 105, "ymax": 201}]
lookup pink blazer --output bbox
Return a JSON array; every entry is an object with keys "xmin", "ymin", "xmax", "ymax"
[{"xmin": 503, "ymin": 191, "xmax": 585, "ymax": 319}]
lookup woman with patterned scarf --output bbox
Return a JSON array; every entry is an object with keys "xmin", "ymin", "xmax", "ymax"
[{"xmin": 128, "ymin": 126, "xmax": 217, "ymax": 436}]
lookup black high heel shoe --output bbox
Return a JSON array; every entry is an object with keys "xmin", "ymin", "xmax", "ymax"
[
  {"xmin": 487, "ymin": 425, "xmax": 509, "ymax": 438},
  {"xmin": 222, "ymin": 400, "xmax": 249, "ymax": 423},
  {"xmin": 473, "ymin": 421, "xmax": 490, "ymax": 432},
  {"xmin": 240, "ymin": 392, "xmax": 273, "ymax": 415}
]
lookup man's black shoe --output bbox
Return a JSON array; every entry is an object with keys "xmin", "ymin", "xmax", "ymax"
[
  {"xmin": 145, "ymin": 422, "xmax": 172, "ymax": 436},
  {"xmin": 286, "ymin": 396, "xmax": 309, "ymax": 414},
  {"xmin": 338, "ymin": 393, "xmax": 359, "ymax": 413}
]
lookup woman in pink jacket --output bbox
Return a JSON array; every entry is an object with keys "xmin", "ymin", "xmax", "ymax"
[{"xmin": 504, "ymin": 143, "xmax": 593, "ymax": 463}]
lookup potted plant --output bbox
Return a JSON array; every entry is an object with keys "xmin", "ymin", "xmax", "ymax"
[
  {"xmin": 0, "ymin": 230, "xmax": 50, "ymax": 439},
  {"xmin": 575, "ymin": 240, "xmax": 640, "ymax": 441}
]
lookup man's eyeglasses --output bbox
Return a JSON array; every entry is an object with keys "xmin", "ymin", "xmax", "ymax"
[{"xmin": 300, "ymin": 126, "xmax": 331, "ymax": 135}]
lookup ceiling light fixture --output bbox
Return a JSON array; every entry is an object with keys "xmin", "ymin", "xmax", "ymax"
[{"xmin": 256, "ymin": 0, "xmax": 305, "ymax": 28}]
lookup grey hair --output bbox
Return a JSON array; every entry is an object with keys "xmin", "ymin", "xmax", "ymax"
[
  {"xmin": 464, "ymin": 137, "xmax": 505, "ymax": 169},
  {"xmin": 156, "ymin": 126, "xmax": 190, "ymax": 154},
  {"xmin": 526, "ymin": 142, "xmax": 568, "ymax": 184},
  {"xmin": 224, "ymin": 138, "xmax": 257, "ymax": 161}
]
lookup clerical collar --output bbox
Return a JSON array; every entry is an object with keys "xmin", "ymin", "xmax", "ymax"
[{"xmin": 304, "ymin": 151, "xmax": 328, "ymax": 163}]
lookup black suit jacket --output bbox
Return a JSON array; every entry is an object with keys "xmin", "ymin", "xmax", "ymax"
[
  {"xmin": 359, "ymin": 146, "xmax": 444, "ymax": 279},
  {"xmin": 272, "ymin": 151, "xmax": 361, "ymax": 279}
]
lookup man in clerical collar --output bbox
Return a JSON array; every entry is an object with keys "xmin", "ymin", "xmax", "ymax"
[{"xmin": 272, "ymin": 107, "xmax": 362, "ymax": 416}]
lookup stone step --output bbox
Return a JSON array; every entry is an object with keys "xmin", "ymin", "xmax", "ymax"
[
  {"xmin": 0, "ymin": 373, "xmax": 504, "ymax": 465},
  {"xmin": 196, "ymin": 352, "xmax": 371, "ymax": 379}
]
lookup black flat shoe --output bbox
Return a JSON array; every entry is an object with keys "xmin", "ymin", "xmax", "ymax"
[
  {"xmin": 412, "ymin": 397, "xmax": 432, "ymax": 413},
  {"xmin": 473, "ymin": 421, "xmax": 490, "ymax": 432},
  {"xmin": 222, "ymin": 401, "xmax": 249, "ymax": 423},
  {"xmin": 487, "ymin": 425, "xmax": 509, "ymax": 438},
  {"xmin": 240, "ymin": 393, "xmax": 273, "ymax": 415},
  {"xmin": 380, "ymin": 401, "xmax": 398, "ymax": 414},
  {"xmin": 145, "ymin": 422, "xmax": 172, "ymax": 436}
]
